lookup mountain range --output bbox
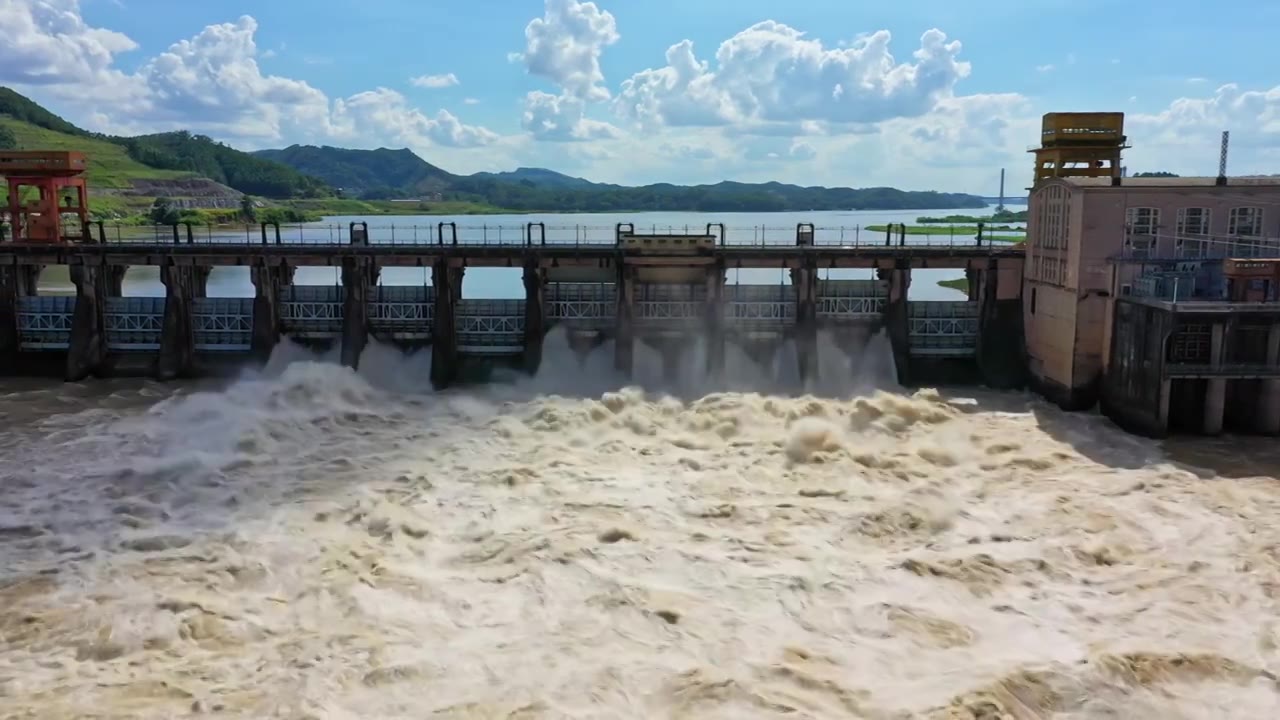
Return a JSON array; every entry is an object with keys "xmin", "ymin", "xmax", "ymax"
[
  {"xmin": 251, "ymin": 143, "xmax": 987, "ymax": 213},
  {"xmin": 0, "ymin": 86, "xmax": 989, "ymax": 217}
]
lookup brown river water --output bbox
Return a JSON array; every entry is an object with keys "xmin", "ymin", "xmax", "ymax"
[{"xmin": 2, "ymin": 330, "xmax": 1280, "ymax": 719}]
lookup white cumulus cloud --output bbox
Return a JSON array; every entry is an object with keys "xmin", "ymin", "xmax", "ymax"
[
  {"xmin": 614, "ymin": 23, "xmax": 972, "ymax": 130},
  {"xmin": 515, "ymin": 0, "xmax": 619, "ymax": 101},
  {"xmin": 332, "ymin": 87, "xmax": 497, "ymax": 148},
  {"xmin": 0, "ymin": 4, "xmax": 496, "ymax": 150},
  {"xmin": 1127, "ymin": 83, "xmax": 1280, "ymax": 174},
  {"xmin": 513, "ymin": 0, "xmax": 622, "ymax": 143},
  {"xmin": 411, "ymin": 73, "xmax": 460, "ymax": 89},
  {"xmin": 521, "ymin": 90, "xmax": 619, "ymax": 141},
  {"xmin": 0, "ymin": 0, "xmax": 137, "ymax": 85}
]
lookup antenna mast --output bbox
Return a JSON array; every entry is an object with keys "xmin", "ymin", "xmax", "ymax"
[{"xmin": 1216, "ymin": 131, "xmax": 1229, "ymax": 186}]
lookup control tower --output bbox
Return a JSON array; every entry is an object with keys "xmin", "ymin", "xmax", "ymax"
[
  {"xmin": 1029, "ymin": 112, "xmax": 1129, "ymax": 186},
  {"xmin": 1, "ymin": 151, "xmax": 90, "ymax": 243}
]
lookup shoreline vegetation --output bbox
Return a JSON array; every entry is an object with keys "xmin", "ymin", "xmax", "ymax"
[
  {"xmin": 864, "ymin": 223, "xmax": 1026, "ymax": 244},
  {"xmin": 938, "ymin": 278, "xmax": 970, "ymax": 294},
  {"xmin": 916, "ymin": 209, "xmax": 1028, "ymax": 224}
]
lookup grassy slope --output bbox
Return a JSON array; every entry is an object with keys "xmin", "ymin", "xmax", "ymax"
[
  {"xmin": 0, "ymin": 118, "xmax": 192, "ymax": 188},
  {"xmin": 0, "ymin": 117, "xmax": 497, "ymax": 219},
  {"xmin": 283, "ymin": 198, "xmax": 504, "ymax": 216},
  {"xmin": 0, "ymin": 117, "xmax": 196, "ymax": 216}
]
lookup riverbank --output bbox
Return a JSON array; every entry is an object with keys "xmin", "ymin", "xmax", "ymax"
[{"xmin": 866, "ymin": 224, "xmax": 1026, "ymax": 244}]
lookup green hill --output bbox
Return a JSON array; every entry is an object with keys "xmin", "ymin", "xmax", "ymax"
[
  {"xmin": 119, "ymin": 132, "xmax": 329, "ymax": 198},
  {"xmin": 259, "ymin": 144, "xmax": 988, "ymax": 212},
  {"xmin": 253, "ymin": 145, "xmax": 452, "ymax": 199},
  {"xmin": 0, "ymin": 87, "xmax": 331, "ymax": 218},
  {"xmin": 0, "ymin": 117, "xmax": 192, "ymax": 190},
  {"xmin": 471, "ymin": 167, "xmax": 601, "ymax": 189},
  {"xmin": 2, "ymin": 86, "xmax": 991, "ymax": 220}
]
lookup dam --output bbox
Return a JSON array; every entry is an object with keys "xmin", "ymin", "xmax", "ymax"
[{"xmin": 0, "ymin": 221, "xmax": 1026, "ymax": 390}]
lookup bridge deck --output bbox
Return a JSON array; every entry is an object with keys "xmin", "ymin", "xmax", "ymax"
[{"xmin": 1, "ymin": 241, "xmax": 1023, "ymax": 268}]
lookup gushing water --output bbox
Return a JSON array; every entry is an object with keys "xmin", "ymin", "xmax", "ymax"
[{"xmin": 2, "ymin": 328, "xmax": 1280, "ymax": 719}]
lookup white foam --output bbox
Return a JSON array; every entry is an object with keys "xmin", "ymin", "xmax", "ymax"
[{"xmin": 1, "ymin": 330, "xmax": 1278, "ymax": 718}]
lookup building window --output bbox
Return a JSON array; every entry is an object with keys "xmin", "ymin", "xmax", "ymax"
[
  {"xmin": 1062, "ymin": 192, "xmax": 1070, "ymax": 251},
  {"xmin": 1126, "ymin": 207, "xmax": 1160, "ymax": 236},
  {"xmin": 1229, "ymin": 206, "xmax": 1264, "ymax": 237},
  {"xmin": 1177, "ymin": 207, "xmax": 1211, "ymax": 236},
  {"xmin": 1125, "ymin": 207, "xmax": 1158, "ymax": 256}
]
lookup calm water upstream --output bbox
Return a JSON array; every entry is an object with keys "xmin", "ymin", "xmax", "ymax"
[{"xmin": 6, "ymin": 205, "xmax": 1280, "ymax": 719}]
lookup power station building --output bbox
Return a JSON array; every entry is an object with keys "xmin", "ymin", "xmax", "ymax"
[{"xmin": 1023, "ymin": 113, "xmax": 1280, "ymax": 435}]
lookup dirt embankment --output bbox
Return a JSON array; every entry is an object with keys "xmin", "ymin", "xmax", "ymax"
[{"xmin": 97, "ymin": 178, "xmax": 245, "ymax": 209}]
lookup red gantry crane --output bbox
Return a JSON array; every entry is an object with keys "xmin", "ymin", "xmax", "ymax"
[{"xmin": 1, "ymin": 150, "xmax": 90, "ymax": 243}]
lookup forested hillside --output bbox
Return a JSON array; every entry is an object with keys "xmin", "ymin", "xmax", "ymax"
[
  {"xmin": 3, "ymin": 86, "xmax": 991, "ymax": 216},
  {"xmin": 0, "ymin": 88, "xmax": 328, "ymax": 200},
  {"xmin": 260, "ymin": 144, "xmax": 989, "ymax": 212}
]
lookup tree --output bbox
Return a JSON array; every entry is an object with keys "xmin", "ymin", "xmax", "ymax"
[
  {"xmin": 149, "ymin": 197, "xmax": 180, "ymax": 225},
  {"xmin": 0, "ymin": 125, "xmax": 16, "ymax": 150},
  {"xmin": 239, "ymin": 194, "xmax": 257, "ymax": 222}
]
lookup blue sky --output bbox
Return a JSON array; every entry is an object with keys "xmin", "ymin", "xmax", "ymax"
[{"xmin": 3, "ymin": 0, "xmax": 1277, "ymax": 192}]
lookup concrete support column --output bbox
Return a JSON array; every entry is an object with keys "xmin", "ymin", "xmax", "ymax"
[
  {"xmin": 156, "ymin": 264, "xmax": 209, "ymax": 380},
  {"xmin": 791, "ymin": 262, "xmax": 818, "ymax": 384},
  {"xmin": 1204, "ymin": 322, "xmax": 1227, "ymax": 435},
  {"xmin": 1259, "ymin": 324, "xmax": 1280, "ymax": 435},
  {"xmin": 522, "ymin": 261, "xmax": 545, "ymax": 374},
  {"xmin": 614, "ymin": 266, "xmax": 635, "ymax": 377},
  {"xmin": 104, "ymin": 265, "xmax": 127, "ymax": 297},
  {"xmin": 704, "ymin": 262, "xmax": 726, "ymax": 378},
  {"xmin": 879, "ymin": 263, "xmax": 911, "ymax": 385},
  {"xmin": 1204, "ymin": 379, "xmax": 1227, "ymax": 435},
  {"xmin": 0, "ymin": 265, "xmax": 38, "ymax": 372},
  {"xmin": 431, "ymin": 260, "xmax": 462, "ymax": 389},
  {"xmin": 66, "ymin": 263, "xmax": 108, "ymax": 381},
  {"xmin": 661, "ymin": 341, "xmax": 681, "ymax": 385},
  {"xmin": 975, "ymin": 258, "xmax": 1028, "ymax": 390},
  {"xmin": 250, "ymin": 262, "xmax": 293, "ymax": 361},
  {"xmin": 1157, "ymin": 379, "xmax": 1172, "ymax": 435},
  {"xmin": 964, "ymin": 267, "xmax": 982, "ymax": 301},
  {"xmin": 341, "ymin": 257, "xmax": 375, "ymax": 369}
]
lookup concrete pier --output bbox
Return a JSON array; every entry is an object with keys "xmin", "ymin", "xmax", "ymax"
[
  {"xmin": 660, "ymin": 341, "xmax": 681, "ymax": 384},
  {"xmin": 156, "ymin": 265, "xmax": 209, "ymax": 380},
  {"xmin": 1262, "ymin": 326, "xmax": 1280, "ymax": 435},
  {"xmin": 105, "ymin": 266, "xmax": 126, "ymax": 298},
  {"xmin": 791, "ymin": 262, "xmax": 818, "ymax": 383},
  {"xmin": 431, "ymin": 260, "xmax": 462, "ymax": 388},
  {"xmin": 0, "ymin": 265, "xmax": 39, "ymax": 372},
  {"xmin": 341, "ymin": 258, "xmax": 374, "ymax": 369},
  {"xmin": 250, "ymin": 263, "xmax": 293, "ymax": 361},
  {"xmin": 880, "ymin": 264, "xmax": 911, "ymax": 385},
  {"xmin": 523, "ymin": 261, "xmax": 545, "ymax": 374},
  {"xmin": 975, "ymin": 259, "xmax": 1027, "ymax": 389},
  {"xmin": 704, "ymin": 263, "xmax": 725, "ymax": 377},
  {"xmin": 614, "ymin": 267, "xmax": 635, "ymax": 377},
  {"xmin": 66, "ymin": 264, "xmax": 108, "ymax": 381},
  {"xmin": 1203, "ymin": 324, "xmax": 1227, "ymax": 434},
  {"xmin": 1204, "ymin": 379, "xmax": 1226, "ymax": 435}
]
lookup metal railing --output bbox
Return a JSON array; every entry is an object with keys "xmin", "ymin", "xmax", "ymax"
[
  {"xmin": 1165, "ymin": 363, "xmax": 1280, "ymax": 378},
  {"xmin": 19, "ymin": 221, "xmax": 1025, "ymax": 251}
]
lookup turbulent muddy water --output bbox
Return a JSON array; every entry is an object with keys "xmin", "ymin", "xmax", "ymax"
[{"xmin": 3, "ymin": 331, "xmax": 1280, "ymax": 719}]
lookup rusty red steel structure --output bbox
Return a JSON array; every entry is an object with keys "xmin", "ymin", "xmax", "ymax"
[{"xmin": 1, "ymin": 151, "xmax": 90, "ymax": 244}]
